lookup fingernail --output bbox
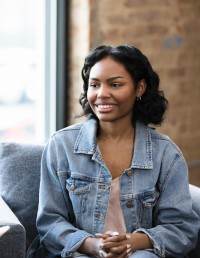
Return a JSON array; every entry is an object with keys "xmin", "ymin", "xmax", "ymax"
[
  {"xmin": 112, "ymin": 231, "xmax": 119, "ymax": 236},
  {"xmin": 126, "ymin": 234, "xmax": 131, "ymax": 239},
  {"xmin": 98, "ymin": 250, "xmax": 104, "ymax": 258},
  {"xmin": 127, "ymin": 247, "xmax": 132, "ymax": 254},
  {"xmin": 127, "ymin": 244, "xmax": 131, "ymax": 249},
  {"xmin": 99, "ymin": 249, "xmax": 108, "ymax": 258}
]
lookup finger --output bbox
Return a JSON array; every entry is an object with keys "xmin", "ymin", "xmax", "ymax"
[
  {"xmin": 98, "ymin": 249, "xmax": 108, "ymax": 258},
  {"xmin": 96, "ymin": 231, "xmax": 120, "ymax": 239},
  {"xmin": 109, "ymin": 244, "xmax": 132, "ymax": 258},
  {"xmin": 105, "ymin": 231, "xmax": 119, "ymax": 236},
  {"xmin": 95, "ymin": 233, "xmax": 110, "ymax": 239},
  {"xmin": 103, "ymin": 234, "xmax": 130, "ymax": 244},
  {"xmin": 125, "ymin": 244, "xmax": 133, "ymax": 258},
  {"xmin": 109, "ymin": 244, "xmax": 131, "ymax": 255}
]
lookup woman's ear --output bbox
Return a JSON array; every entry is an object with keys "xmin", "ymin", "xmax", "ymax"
[{"xmin": 136, "ymin": 79, "xmax": 147, "ymax": 98}]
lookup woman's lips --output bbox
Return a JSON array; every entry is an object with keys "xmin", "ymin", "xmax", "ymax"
[{"xmin": 95, "ymin": 104, "xmax": 117, "ymax": 112}]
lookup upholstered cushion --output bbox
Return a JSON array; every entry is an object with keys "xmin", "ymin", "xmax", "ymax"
[
  {"xmin": 190, "ymin": 184, "xmax": 200, "ymax": 217},
  {"xmin": 188, "ymin": 184, "xmax": 200, "ymax": 258},
  {"xmin": 0, "ymin": 196, "xmax": 26, "ymax": 258},
  {"xmin": 0, "ymin": 142, "xmax": 44, "ymax": 249}
]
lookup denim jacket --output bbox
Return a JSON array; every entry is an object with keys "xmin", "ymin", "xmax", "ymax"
[{"xmin": 36, "ymin": 119, "xmax": 199, "ymax": 257}]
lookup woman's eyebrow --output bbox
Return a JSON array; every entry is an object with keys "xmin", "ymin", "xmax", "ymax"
[
  {"xmin": 106, "ymin": 76, "xmax": 123, "ymax": 82},
  {"xmin": 89, "ymin": 77, "xmax": 100, "ymax": 81},
  {"xmin": 89, "ymin": 76, "xmax": 124, "ymax": 82}
]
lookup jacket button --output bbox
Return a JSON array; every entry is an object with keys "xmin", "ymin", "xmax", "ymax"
[
  {"xmin": 70, "ymin": 185, "xmax": 75, "ymax": 191},
  {"xmin": 126, "ymin": 201, "xmax": 133, "ymax": 208},
  {"xmin": 127, "ymin": 170, "xmax": 132, "ymax": 176}
]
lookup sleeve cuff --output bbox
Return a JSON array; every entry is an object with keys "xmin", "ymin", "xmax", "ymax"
[
  {"xmin": 61, "ymin": 230, "xmax": 94, "ymax": 257},
  {"xmin": 134, "ymin": 228, "xmax": 165, "ymax": 257}
]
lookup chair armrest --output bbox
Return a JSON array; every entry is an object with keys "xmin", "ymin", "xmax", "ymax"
[
  {"xmin": 189, "ymin": 184, "xmax": 200, "ymax": 216},
  {"xmin": 188, "ymin": 184, "xmax": 200, "ymax": 258},
  {"xmin": 0, "ymin": 196, "xmax": 26, "ymax": 258}
]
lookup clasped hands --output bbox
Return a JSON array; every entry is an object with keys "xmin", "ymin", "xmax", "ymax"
[{"xmin": 95, "ymin": 231, "xmax": 133, "ymax": 258}]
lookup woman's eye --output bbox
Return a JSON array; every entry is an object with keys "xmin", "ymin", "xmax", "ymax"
[
  {"xmin": 112, "ymin": 83, "xmax": 121, "ymax": 87},
  {"xmin": 89, "ymin": 83, "xmax": 98, "ymax": 88}
]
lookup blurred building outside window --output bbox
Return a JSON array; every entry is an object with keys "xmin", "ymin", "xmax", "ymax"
[{"xmin": 0, "ymin": 0, "xmax": 56, "ymax": 143}]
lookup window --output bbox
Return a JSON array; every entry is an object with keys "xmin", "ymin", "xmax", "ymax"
[{"xmin": 0, "ymin": 0, "xmax": 59, "ymax": 143}]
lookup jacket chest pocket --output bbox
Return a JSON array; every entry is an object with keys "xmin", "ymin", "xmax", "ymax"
[
  {"xmin": 136, "ymin": 189, "xmax": 159, "ymax": 228},
  {"xmin": 66, "ymin": 177, "xmax": 92, "ymax": 215}
]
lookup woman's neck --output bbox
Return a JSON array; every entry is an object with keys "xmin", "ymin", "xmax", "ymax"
[
  {"xmin": 98, "ymin": 120, "xmax": 135, "ymax": 142},
  {"xmin": 97, "ymin": 120, "xmax": 135, "ymax": 178}
]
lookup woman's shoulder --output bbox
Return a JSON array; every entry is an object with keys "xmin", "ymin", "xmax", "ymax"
[
  {"xmin": 50, "ymin": 118, "xmax": 97, "ymax": 140},
  {"xmin": 45, "ymin": 121, "xmax": 84, "ymax": 145},
  {"xmin": 60, "ymin": 121, "xmax": 85, "ymax": 132},
  {"xmin": 146, "ymin": 124, "xmax": 183, "ymax": 156},
  {"xmin": 53, "ymin": 120, "xmax": 87, "ymax": 136}
]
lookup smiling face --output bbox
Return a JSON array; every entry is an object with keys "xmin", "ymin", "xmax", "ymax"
[{"xmin": 87, "ymin": 56, "xmax": 140, "ymax": 124}]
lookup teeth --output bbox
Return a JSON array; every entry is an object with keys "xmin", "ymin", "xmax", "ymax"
[{"xmin": 98, "ymin": 105, "xmax": 115, "ymax": 109}]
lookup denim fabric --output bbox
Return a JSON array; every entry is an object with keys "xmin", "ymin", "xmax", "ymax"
[
  {"xmin": 37, "ymin": 119, "xmax": 199, "ymax": 257},
  {"xmin": 71, "ymin": 251, "xmax": 160, "ymax": 258},
  {"xmin": 65, "ymin": 251, "xmax": 159, "ymax": 258},
  {"xmin": 130, "ymin": 250, "xmax": 159, "ymax": 258},
  {"xmin": 66, "ymin": 251, "xmax": 158, "ymax": 258}
]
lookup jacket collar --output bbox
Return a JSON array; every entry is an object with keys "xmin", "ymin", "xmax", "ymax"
[
  {"xmin": 74, "ymin": 119, "xmax": 153, "ymax": 169},
  {"xmin": 132, "ymin": 122, "xmax": 153, "ymax": 169},
  {"xmin": 74, "ymin": 119, "xmax": 98, "ymax": 154}
]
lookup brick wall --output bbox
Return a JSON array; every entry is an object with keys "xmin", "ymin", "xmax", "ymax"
[
  {"xmin": 68, "ymin": 0, "xmax": 90, "ymax": 121},
  {"xmin": 69, "ymin": 0, "xmax": 200, "ymax": 186}
]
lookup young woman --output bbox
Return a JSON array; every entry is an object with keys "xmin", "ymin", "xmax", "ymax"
[{"xmin": 36, "ymin": 45, "xmax": 199, "ymax": 257}]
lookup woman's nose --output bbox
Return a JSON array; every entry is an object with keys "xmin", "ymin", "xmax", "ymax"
[{"xmin": 97, "ymin": 85, "xmax": 110, "ymax": 98}]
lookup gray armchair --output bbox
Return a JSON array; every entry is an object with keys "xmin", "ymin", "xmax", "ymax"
[
  {"xmin": 0, "ymin": 142, "xmax": 200, "ymax": 258},
  {"xmin": 0, "ymin": 143, "xmax": 43, "ymax": 258}
]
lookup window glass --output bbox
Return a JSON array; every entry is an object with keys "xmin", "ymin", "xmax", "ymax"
[{"xmin": 0, "ymin": 0, "xmax": 45, "ymax": 142}]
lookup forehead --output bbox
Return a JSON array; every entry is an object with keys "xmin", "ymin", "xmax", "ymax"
[{"xmin": 89, "ymin": 56, "xmax": 130, "ymax": 78}]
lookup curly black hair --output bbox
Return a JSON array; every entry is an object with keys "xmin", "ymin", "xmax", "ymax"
[{"xmin": 79, "ymin": 44, "xmax": 168, "ymax": 126}]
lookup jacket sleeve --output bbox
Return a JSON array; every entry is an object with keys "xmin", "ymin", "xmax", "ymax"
[
  {"xmin": 135, "ymin": 153, "xmax": 200, "ymax": 257},
  {"xmin": 36, "ymin": 137, "xmax": 93, "ymax": 257}
]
